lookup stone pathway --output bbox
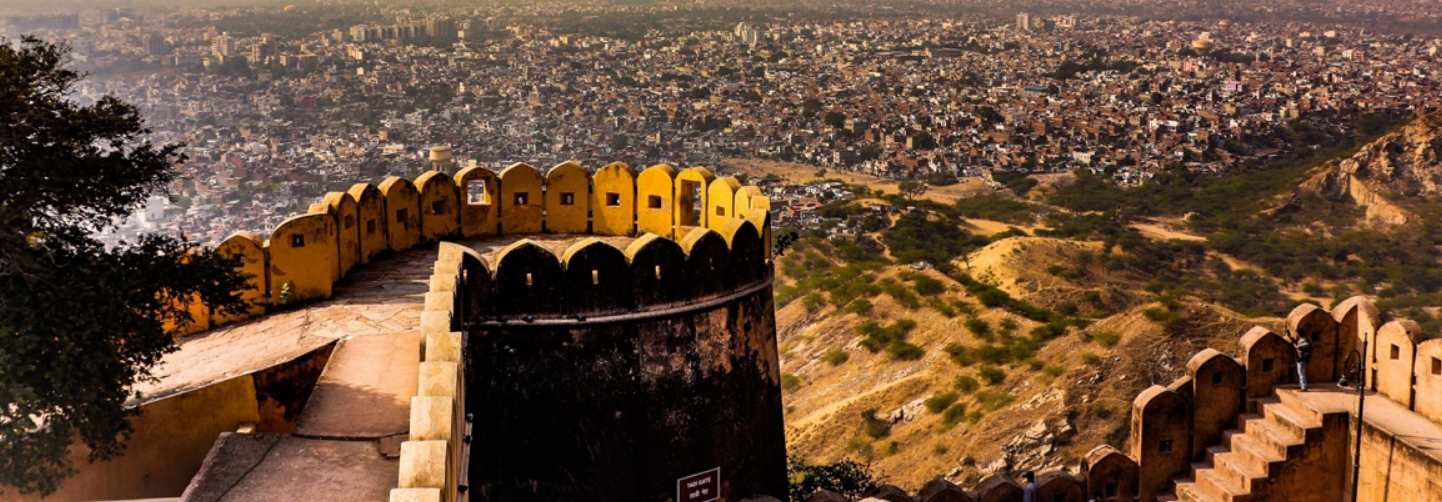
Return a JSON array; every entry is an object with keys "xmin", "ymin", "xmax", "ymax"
[
  {"xmin": 1283, "ymin": 383, "xmax": 1442, "ymax": 463},
  {"xmin": 168, "ymin": 246, "xmax": 436, "ymax": 502}
]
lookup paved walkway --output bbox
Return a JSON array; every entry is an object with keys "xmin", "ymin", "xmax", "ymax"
[
  {"xmin": 167, "ymin": 246, "xmax": 436, "ymax": 502},
  {"xmin": 1282, "ymin": 383, "xmax": 1442, "ymax": 463}
]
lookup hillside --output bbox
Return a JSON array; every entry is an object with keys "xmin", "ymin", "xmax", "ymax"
[{"xmin": 772, "ymin": 112, "xmax": 1442, "ymax": 492}]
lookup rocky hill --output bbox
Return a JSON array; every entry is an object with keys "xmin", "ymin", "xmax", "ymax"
[
  {"xmin": 1310, "ymin": 113, "xmax": 1442, "ymax": 225},
  {"xmin": 777, "ymin": 231, "xmax": 1283, "ymax": 490}
]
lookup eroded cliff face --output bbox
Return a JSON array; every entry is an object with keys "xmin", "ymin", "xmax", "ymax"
[{"xmin": 1312, "ymin": 114, "xmax": 1442, "ymax": 225}]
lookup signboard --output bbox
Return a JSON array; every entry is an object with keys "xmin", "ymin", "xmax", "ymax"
[{"xmin": 677, "ymin": 467, "xmax": 721, "ymax": 502}]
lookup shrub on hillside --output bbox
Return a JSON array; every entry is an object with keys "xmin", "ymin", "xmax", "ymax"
[
  {"xmin": 925, "ymin": 392, "xmax": 959, "ymax": 413},
  {"xmin": 822, "ymin": 350, "xmax": 850, "ymax": 366}
]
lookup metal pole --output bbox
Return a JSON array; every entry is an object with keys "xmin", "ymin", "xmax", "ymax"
[{"xmin": 1350, "ymin": 339, "xmax": 1367, "ymax": 502}]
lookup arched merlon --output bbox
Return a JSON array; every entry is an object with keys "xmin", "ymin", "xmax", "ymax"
[
  {"xmin": 1287, "ymin": 303, "xmax": 1340, "ymax": 382},
  {"xmin": 1240, "ymin": 327, "xmax": 1295, "ymax": 398},
  {"xmin": 177, "ymin": 161, "xmax": 772, "ymax": 336},
  {"xmin": 1131, "ymin": 385, "xmax": 1191, "ymax": 502},
  {"xmin": 1376, "ymin": 319, "xmax": 1424, "ymax": 408}
]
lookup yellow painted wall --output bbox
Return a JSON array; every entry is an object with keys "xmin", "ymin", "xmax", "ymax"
[
  {"xmin": 636, "ymin": 164, "xmax": 677, "ymax": 237},
  {"xmin": 591, "ymin": 162, "xmax": 637, "ymax": 236},
  {"xmin": 1414, "ymin": 340, "xmax": 1442, "ymax": 423},
  {"xmin": 307, "ymin": 201, "xmax": 341, "ymax": 284},
  {"xmin": 734, "ymin": 186, "xmax": 760, "ymax": 218},
  {"xmin": 349, "ymin": 183, "xmax": 389, "ymax": 265},
  {"xmin": 1375, "ymin": 320, "xmax": 1421, "ymax": 408},
  {"xmin": 544, "ymin": 161, "xmax": 590, "ymax": 234},
  {"xmin": 706, "ymin": 177, "xmax": 741, "ymax": 232},
  {"xmin": 416, "ymin": 171, "xmax": 461, "ymax": 243},
  {"xmin": 674, "ymin": 167, "xmax": 716, "ymax": 231},
  {"xmin": 455, "ymin": 167, "xmax": 499, "ymax": 237},
  {"xmin": 499, "ymin": 163, "xmax": 544, "ymax": 234},
  {"xmin": 323, "ymin": 192, "xmax": 361, "ymax": 277},
  {"xmin": 380, "ymin": 176, "xmax": 422, "ymax": 252},
  {"xmin": 214, "ymin": 232, "xmax": 268, "ymax": 322},
  {"xmin": 268, "ymin": 213, "xmax": 337, "ymax": 303},
  {"xmin": 16, "ymin": 377, "xmax": 263, "ymax": 502}
]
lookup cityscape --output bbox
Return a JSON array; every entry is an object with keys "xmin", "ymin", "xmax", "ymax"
[{"xmin": 4, "ymin": 1, "xmax": 1440, "ymax": 244}]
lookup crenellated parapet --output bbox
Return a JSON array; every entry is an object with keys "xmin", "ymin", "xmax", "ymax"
[{"xmin": 177, "ymin": 161, "xmax": 772, "ymax": 337}]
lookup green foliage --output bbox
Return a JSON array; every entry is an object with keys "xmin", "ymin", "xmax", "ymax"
[
  {"xmin": 946, "ymin": 271, "xmax": 1057, "ymax": 322},
  {"xmin": 951, "ymin": 195, "xmax": 1041, "ymax": 225},
  {"xmin": 781, "ymin": 373, "xmax": 802, "ymax": 392},
  {"xmin": 912, "ymin": 275, "xmax": 946, "ymax": 296},
  {"xmin": 861, "ymin": 408, "xmax": 891, "ymax": 439},
  {"xmin": 1042, "ymin": 366, "xmax": 1067, "ymax": 379},
  {"xmin": 977, "ymin": 366, "xmax": 1006, "ymax": 385},
  {"xmin": 844, "ymin": 298, "xmax": 874, "ymax": 314},
  {"xmin": 954, "ymin": 375, "xmax": 981, "ymax": 393},
  {"xmin": 964, "ymin": 318, "xmax": 992, "ymax": 338},
  {"xmin": 822, "ymin": 350, "xmax": 850, "ymax": 366},
  {"xmin": 802, "ymin": 293, "xmax": 828, "ymax": 313},
  {"xmin": 1091, "ymin": 331, "xmax": 1121, "ymax": 347},
  {"xmin": 787, "ymin": 455, "xmax": 880, "ymax": 502},
  {"xmin": 0, "ymin": 38, "xmax": 254, "ymax": 495},
  {"xmin": 858, "ymin": 319, "xmax": 921, "ymax": 361},
  {"xmin": 877, "ymin": 278, "xmax": 920, "ymax": 309},
  {"xmin": 926, "ymin": 297, "xmax": 957, "ymax": 317},
  {"xmin": 943, "ymin": 343, "xmax": 974, "ymax": 366},
  {"xmin": 882, "ymin": 212, "xmax": 991, "ymax": 265},
  {"xmin": 1081, "ymin": 352, "xmax": 1102, "ymax": 366},
  {"xmin": 975, "ymin": 391, "xmax": 1016, "ymax": 410},
  {"xmin": 965, "ymin": 410, "xmax": 985, "ymax": 424},
  {"xmin": 940, "ymin": 402, "xmax": 969, "ymax": 427},
  {"xmin": 925, "ymin": 392, "xmax": 960, "ymax": 413}
]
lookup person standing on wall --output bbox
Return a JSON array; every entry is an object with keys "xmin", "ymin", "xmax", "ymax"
[
  {"xmin": 1295, "ymin": 335, "xmax": 1313, "ymax": 391},
  {"xmin": 1022, "ymin": 471, "xmax": 1038, "ymax": 502}
]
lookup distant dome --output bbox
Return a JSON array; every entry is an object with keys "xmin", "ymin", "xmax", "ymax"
[
  {"xmin": 1192, "ymin": 39, "xmax": 1214, "ymax": 50},
  {"xmin": 1218, "ymin": 20, "xmax": 1232, "ymax": 27},
  {"xmin": 283, "ymin": 5, "xmax": 298, "ymax": 12}
]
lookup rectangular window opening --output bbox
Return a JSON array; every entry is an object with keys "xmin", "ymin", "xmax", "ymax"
[
  {"xmin": 648, "ymin": 194, "xmax": 663, "ymax": 209},
  {"xmin": 291, "ymin": 235, "xmax": 305, "ymax": 248},
  {"xmin": 1159, "ymin": 439, "xmax": 1174, "ymax": 453},
  {"xmin": 1052, "ymin": 495, "xmax": 1067, "ymax": 502},
  {"xmin": 655, "ymin": 265, "xmax": 662, "ymax": 279},
  {"xmin": 1212, "ymin": 371, "xmax": 1223, "ymax": 385},
  {"xmin": 561, "ymin": 192, "xmax": 576, "ymax": 206},
  {"xmin": 1262, "ymin": 358, "xmax": 1275, "ymax": 373},
  {"xmin": 715, "ymin": 206, "xmax": 726, "ymax": 217},
  {"xmin": 606, "ymin": 192, "xmax": 622, "ymax": 207},
  {"xmin": 678, "ymin": 180, "xmax": 702, "ymax": 226},
  {"xmin": 525, "ymin": 273, "xmax": 533, "ymax": 286},
  {"xmin": 431, "ymin": 200, "xmax": 448, "ymax": 215},
  {"xmin": 514, "ymin": 192, "xmax": 529, "ymax": 206},
  {"xmin": 467, "ymin": 179, "xmax": 488, "ymax": 205},
  {"xmin": 344, "ymin": 215, "xmax": 355, "ymax": 229},
  {"xmin": 395, "ymin": 208, "xmax": 409, "ymax": 229},
  {"xmin": 591, "ymin": 269, "xmax": 600, "ymax": 285},
  {"xmin": 366, "ymin": 219, "xmax": 377, "ymax": 236},
  {"xmin": 1432, "ymin": 357, "xmax": 1441, "ymax": 376},
  {"xmin": 1105, "ymin": 482, "xmax": 1119, "ymax": 497},
  {"xmin": 1391, "ymin": 344, "xmax": 1401, "ymax": 360}
]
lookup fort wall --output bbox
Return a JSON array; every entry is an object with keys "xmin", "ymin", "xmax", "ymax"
[{"xmin": 177, "ymin": 162, "xmax": 768, "ymax": 335}]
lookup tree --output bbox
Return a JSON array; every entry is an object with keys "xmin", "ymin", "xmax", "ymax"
[
  {"xmin": 787, "ymin": 454, "xmax": 879, "ymax": 501},
  {"xmin": 898, "ymin": 181, "xmax": 929, "ymax": 200},
  {"xmin": 0, "ymin": 37, "xmax": 251, "ymax": 496}
]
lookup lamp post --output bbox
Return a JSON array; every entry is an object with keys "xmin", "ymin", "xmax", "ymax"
[{"xmin": 1338, "ymin": 340, "xmax": 1367, "ymax": 502}]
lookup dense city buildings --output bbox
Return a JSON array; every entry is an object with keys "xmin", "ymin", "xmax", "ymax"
[{"xmin": 1, "ymin": 2, "xmax": 1439, "ymax": 244}]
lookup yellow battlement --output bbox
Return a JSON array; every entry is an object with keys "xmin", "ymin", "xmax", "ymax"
[{"xmin": 179, "ymin": 161, "xmax": 773, "ymax": 336}]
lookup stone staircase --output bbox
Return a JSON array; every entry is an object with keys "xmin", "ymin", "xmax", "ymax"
[{"xmin": 1157, "ymin": 390, "xmax": 1344, "ymax": 502}]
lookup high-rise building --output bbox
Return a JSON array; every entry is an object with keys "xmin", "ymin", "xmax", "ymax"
[
  {"xmin": 426, "ymin": 16, "xmax": 455, "ymax": 40},
  {"xmin": 734, "ymin": 22, "xmax": 760, "ymax": 46},
  {"xmin": 212, "ymin": 32, "xmax": 235, "ymax": 57},
  {"xmin": 1017, "ymin": 13, "xmax": 1032, "ymax": 32},
  {"xmin": 143, "ymin": 35, "xmax": 170, "ymax": 56}
]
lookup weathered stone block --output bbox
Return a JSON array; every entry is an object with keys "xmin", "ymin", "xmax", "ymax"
[
  {"xmin": 398, "ymin": 440, "xmax": 447, "ymax": 489},
  {"xmin": 409, "ymin": 396, "xmax": 455, "ymax": 442},
  {"xmin": 417, "ymin": 362, "xmax": 459, "ymax": 398},
  {"xmin": 389, "ymin": 488, "xmax": 442, "ymax": 502},
  {"xmin": 425, "ymin": 332, "xmax": 462, "ymax": 363}
]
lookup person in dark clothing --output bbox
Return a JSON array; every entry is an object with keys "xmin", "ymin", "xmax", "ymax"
[
  {"xmin": 1295, "ymin": 336, "xmax": 1313, "ymax": 391},
  {"xmin": 1022, "ymin": 471, "xmax": 1038, "ymax": 502}
]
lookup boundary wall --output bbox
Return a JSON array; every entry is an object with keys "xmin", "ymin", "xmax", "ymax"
[{"xmin": 173, "ymin": 161, "xmax": 772, "ymax": 336}]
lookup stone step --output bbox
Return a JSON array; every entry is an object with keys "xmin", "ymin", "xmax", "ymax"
[
  {"xmin": 1223, "ymin": 430, "xmax": 1285, "ymax": 478},
  {"xmin": 1239, "ymin": 415, "xmax": 1305, "ymax": 459},
  {"xmin": 1196, "ymin": 467, "xmax": 1252, "ymax": 502},
  {"xmin": 1173, "ymin": 479, "xmax": 1220, "ymax": 502},
  {"xmin": 1262, "ymin": 400, "xmax": 1322, "ymax": 441},
  {"xmin": 1211, "ymin": 450, "xmax": 1267, "ymax": 494},
  {"xmin": 1276, "ymin": 387, "xmax": 1328, "ymax": 423}
]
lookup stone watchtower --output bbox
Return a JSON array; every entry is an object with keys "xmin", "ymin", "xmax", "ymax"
[{"xmin": 430, "ymin": 162, "xmax": 786, "ymax": 501}]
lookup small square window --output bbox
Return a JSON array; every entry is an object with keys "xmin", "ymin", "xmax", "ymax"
[
  {"xmin": 514, "ymin": 192, "xmax": 529, "ymax": 206},
  {"xmin": 1105, "ymin": 482, "xmax": 1119, "ymax": 497},
  {"xmin": 1432, "ymin": 357, "xmax": 1441, "ymax": 376},
  {"xmin": 1391, "ymin": 345, "xmax": 1401, "ymax": 360},
  {"xmin": 1159, "ymin": 439, "xmax": 1174, "ymax": 453},
  {"xmin": 366, "ymin": 219, "xmax": 377, "ymax": 236},
  {"xmin": 395, "ymin": 208, "xmax": 409, "ymax": 229},
  {"xmin": 606, "ymin": 192, "xmax": 621, "ymax": 207},
  {"xmin": 1262, "ymin": 358, "xmax": 1275, "ymax": 373},
  {"xmin": 1212, "ymin": 371, "xmax": 1223, "ymax": 385},
  {"xmin": 431, "ymin": 200, "xmax": 448, "ymax": 215},
  {"xmin": 467, "ymin": 179, "xmax": 488, "ymax": 205},
  {"xmin": 560, "ymin": 192, "xmax": 575, "ymax": 206},
  {"xmin": 291, "ymin": 235, "xmax": 305, "ymax": 248},
  {"xmin": 648, "ymin": 195, "xmax": 663, "ymax": 209},
  {"xmin": 715, "ymin": 206, "xmax": 726, "ymax": 216},
  {"xmin": 343, "ymin": 215, "xmax": 355, "ymax": 229}
]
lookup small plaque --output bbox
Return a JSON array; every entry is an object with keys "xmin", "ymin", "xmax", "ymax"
[{"xmin": 676, "ymin": 467, "xmax": 721, "ymax": 502}]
